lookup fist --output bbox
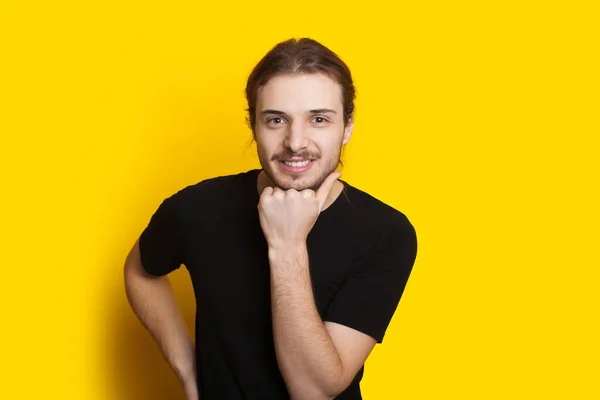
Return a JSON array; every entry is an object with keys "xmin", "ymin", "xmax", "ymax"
[{"xmin": 258, "ymin": 172, "xmax": 341, "ymax": 248}]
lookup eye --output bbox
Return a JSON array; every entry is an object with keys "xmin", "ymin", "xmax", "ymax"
[
  {"xmin": 312, "ymin": 116, "xmax": 328, "ymax": 124},
  {"xmin": 267, "ymin": 117, "xmax": 286, "ymax": 125}
]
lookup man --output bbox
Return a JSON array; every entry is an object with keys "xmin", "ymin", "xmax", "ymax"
[{"xmin": 124, "ymin": 37, "xmax": 418, "ymax": 400}]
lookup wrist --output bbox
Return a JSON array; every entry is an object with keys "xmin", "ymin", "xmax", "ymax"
[
  {"xmin": 173, "ymin": 360, "xmax": 196, "ymax": 383},
  {"xmin": 268, "ymin": 241, "xmax": 307, "ymax": 259}
]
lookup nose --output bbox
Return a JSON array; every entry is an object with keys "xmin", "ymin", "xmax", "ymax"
[{"xmin": 283, "ymin": 120, "xmax": 309, "ymax": 153}]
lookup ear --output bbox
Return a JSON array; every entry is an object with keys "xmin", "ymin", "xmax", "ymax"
[{"xmin": 342, "ymin": 117, "xmax": 354, "ymax": 145}]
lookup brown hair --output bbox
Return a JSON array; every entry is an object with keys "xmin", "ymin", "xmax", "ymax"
[{"xmin": 245, "ymin": 38, "xmax": 356, "ymax": 133}]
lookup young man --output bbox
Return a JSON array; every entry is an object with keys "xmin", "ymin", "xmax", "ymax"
[{"xmin": 124, "ymin": 38, "xmax": 418, "ymax": 400}]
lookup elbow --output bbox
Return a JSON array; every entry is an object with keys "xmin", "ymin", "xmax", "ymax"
[
  {"xmin": 320, "ymin": 364, "xmax": 352, "ymax": 399},
  {"xmin": 288, "ymin": 388, "xmax": 334, "ymax": 400},
  {"xmin": 322, "ymin": 378, "xmax": 348, "ymax": 400},
  {"xmin": 289, "ymin": 374, "xmax": 348, "ymax": 400},
  {"xmin": 289, "ymin": 389, "xmax": 341, "ymax": 400}
]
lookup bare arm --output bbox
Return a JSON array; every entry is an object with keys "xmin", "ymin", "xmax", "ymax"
[
  {"xmin": 269, "ymin": 243, "xmax": 376, "ymax": 400},
  {"xmin": 124, "ymin": 238, "xmax": 198, "ymax": 399}
]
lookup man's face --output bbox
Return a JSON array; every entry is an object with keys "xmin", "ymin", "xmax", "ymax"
[{"xmin": 254, "ymin": 73, "xmax": 353, "ymax": 191}]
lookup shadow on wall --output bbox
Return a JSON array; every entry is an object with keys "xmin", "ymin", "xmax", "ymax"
[{"xmin": 107, "ymin": 267, "xmax": 197, "ymax": 400}]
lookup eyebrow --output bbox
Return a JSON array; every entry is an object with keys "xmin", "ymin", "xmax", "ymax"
[
  {"xmin": 260, "ymin": 108, "xmax": 337, "ymax": 115},
  {"xmin": 309, "ymin": 108, "xmax": 337, "ymax": 114}
]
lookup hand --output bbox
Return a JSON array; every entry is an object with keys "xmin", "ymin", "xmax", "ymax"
[{"xmin": 258, "ymin": 171, "xmax": 341, "ymax": 249}]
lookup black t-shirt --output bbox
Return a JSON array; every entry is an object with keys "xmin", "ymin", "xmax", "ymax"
[{"xmin": 138, "ymin": 169, "xmax": 418, "ymax": 399}]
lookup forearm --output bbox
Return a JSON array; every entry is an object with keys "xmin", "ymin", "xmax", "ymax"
[
  {"xmin": 269, "ymin": 243, "xmax": 344, "ymax": 399},
  {"xmin": 124, "ymin": 259, "xmax": 196, "ymax": 384}
]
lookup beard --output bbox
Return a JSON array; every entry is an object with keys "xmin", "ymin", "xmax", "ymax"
[{"xmin": 257, "ymin": 147, "xmax": 342, "ymax": 192}]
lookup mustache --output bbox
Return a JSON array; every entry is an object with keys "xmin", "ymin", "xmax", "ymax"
[{"xmin": 272, "ymin": 152, "xmax": 320, "ymax": 161}]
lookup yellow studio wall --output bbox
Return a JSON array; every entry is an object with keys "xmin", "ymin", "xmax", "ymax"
[{"xmin": 1, "ymin": 1, "xmax": 598, "ymax": 399}]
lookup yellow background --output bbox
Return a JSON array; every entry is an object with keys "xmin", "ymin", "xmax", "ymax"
[{"xmin": 1, "ymin": 1, "xmax": 598, "ymax": 398}]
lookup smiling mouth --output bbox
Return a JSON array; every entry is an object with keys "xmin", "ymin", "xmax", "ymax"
[
  {"xmin": 279, "ymin": 159, "xmax": 315, "ymax": 173},
  {"xmin": 282, "ymin": 159, "xmax": 312, "ymax": 167}
]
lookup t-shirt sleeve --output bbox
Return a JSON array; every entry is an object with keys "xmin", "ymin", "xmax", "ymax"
[
  {"xmin": 324, "ymin": 215, "xmax": 418, "ymax": 343},
  {"xmin": 138, "ymin": 193, "xmax": 184, "ymax": 277}
]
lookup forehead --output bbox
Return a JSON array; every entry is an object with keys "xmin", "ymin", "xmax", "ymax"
[{"xmin": 257, "ymin": 73, "xmax": 343, "ymax": 112}]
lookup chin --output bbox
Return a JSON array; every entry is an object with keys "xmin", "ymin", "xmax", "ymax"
[
  {"xmin": 261, "ymin": 166, "xmax": 311, "ymax": 191},
  {"xmin": 276, "ymin": 176, "xmax": 316, "ymax": 191},
  {"xmin": 276, "ymin": 170, "xmax": 326, "ymax": 192}
]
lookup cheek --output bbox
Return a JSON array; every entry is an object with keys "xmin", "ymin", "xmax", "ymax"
[
  {"xmin": 255, "ymin": 132, "xmax": 279, "ymax": 154},
  {"xmin": 317, "ymin": 133, "xmax": 344, "ymax": 153}
]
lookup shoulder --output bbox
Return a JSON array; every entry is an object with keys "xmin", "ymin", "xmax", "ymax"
[
  {"xmin": 161, "ymin": 169, "xmax": 257, "ymax": 218},
  {"xmin": 341, "ymin": 182, "xmax": 415, "ymax": 235},
  {"xmin": 335, "ymin": 182, "xmax": 417, "ymax": 267}
]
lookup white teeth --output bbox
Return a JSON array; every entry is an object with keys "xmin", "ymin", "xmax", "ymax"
[{"xmin": 284, "ymin": 160, "xmax": 310, "ymax": 167}]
